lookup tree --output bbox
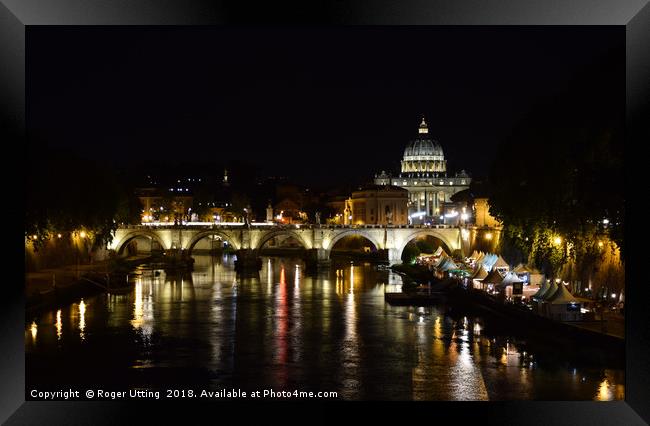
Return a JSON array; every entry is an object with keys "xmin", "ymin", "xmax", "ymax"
[
  {"xmin": 415, "ymin": 239, "xmax": 434, "ymax": 254},
  {"xmin": 401, "ymin": 242, "xmax": 420, "ymax": 264},
  {"xmin": 487, "ymin": 46, "xmax": 624, "ymax": 279},
  {"xmin": 26, "ymin": 147, "xmax": 141, "ymax": 250}
]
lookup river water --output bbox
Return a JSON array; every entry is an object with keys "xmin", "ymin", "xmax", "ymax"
[{"xmin": 25, "ymin": 255, "xmax": 624, "ymax": 400}]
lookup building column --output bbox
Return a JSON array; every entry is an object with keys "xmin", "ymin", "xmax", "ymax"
[{"xmin": 425, "ymin": 190, "xmax": 429, "ymax": 217}]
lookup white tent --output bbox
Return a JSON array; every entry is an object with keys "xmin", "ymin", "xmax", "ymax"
[
  {"xmin": 433, "ymin": 246, "xmax": 445, "ymax": 257},
  {"xmin": 433, "ymin": 251, "xmax": 451, "ymax": 266},
  {"xmin": 472, "ymin": 266, "xmax": 488, "ymax": 280},
  {"xmin": 513, "ymin": 263, "xmax": 544, "ymax": 285},
  {"xmin": 494, "ymin": 271, "xmax": 523, "ymax": 298},
  {"xmin": 483, "ymin": 268, "xmax": 504, "ymax": 285},
  {"xmin": 548, "ymin": 283, "xmax": 577, "ymax": 304},
  {"xmin": 541, "ymin": 281, "xmax": 559, "ymax": 301},
  {"xmin": 483, "ymin": 254, "xmax": 499, "ymax": 271},
  {"xmin": 546, "ymin": 283, "xmax": 582, "ymax": 321},
  {"xmin": 493, "ymin": 255, "xmax": 510, "ymax": 271},
  {"xmin": 513, "ymin": 264, "xmax": 540, "ymax": 274},
  {"xmin": 471, "ymin": 266, "xmax": 489, "ymax": 290},
  {"xmin": 439, "ymin": 258, "xmax": 459, "ymax": 272},
  {"xmin": 533, "ymin": 280, "xmax": 550, "ymax": 300},
  {"xmin": 500, "ymin": 271, "xmax": 523, "ymax": 285}
]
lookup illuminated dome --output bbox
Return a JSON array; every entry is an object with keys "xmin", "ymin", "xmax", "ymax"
[
  {"xmin": 403, "ymin": 139, "xmax": 445, "ymax": 158},
  {"xmin": 401, "ymin": 117, "xmax": 447, "ymax": 176}
]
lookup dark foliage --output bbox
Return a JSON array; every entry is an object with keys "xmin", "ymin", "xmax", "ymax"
[
  {"xmin": 25, "ymin": 147, "xmax": 141, "ymax": 249},
  {"xmin": 488, "ymin": 45, "xmax": 624, "ymax": 275}
]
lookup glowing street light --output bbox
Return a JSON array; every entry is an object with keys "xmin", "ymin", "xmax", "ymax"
[
  {"xmin": 80, "ymin": 231, "xmax": 86, "ymax": 239},
  {"xmin": 484, "ymin": 233, "xmax": 493, "ymax": 241},
  {"xmin": 553, "ymin": 236, "xmax": 562, "ymax": 246}
]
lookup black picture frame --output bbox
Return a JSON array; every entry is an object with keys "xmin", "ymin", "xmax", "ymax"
[{"xmin": 2, "ymin": 0, "xmax": 647, "ymax": 424}]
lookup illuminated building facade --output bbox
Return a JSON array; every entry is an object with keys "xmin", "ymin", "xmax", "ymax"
[
  {"xmin": 349, "ymin": 185, "xmax": 408, "ymax": 225},
  {"xmin": 374, "ymin": 117, "xmax": 471, "ymax": 224},
  {"xmin": 136, "ymin": 187, "xmax": 193, "ymax": 223}
]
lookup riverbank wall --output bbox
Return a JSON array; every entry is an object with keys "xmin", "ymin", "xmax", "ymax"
[
  {"xmin": 391, "ymin": 262, "xmax": 624, "ymax": 363},
  {"xmin": 25, "ymin": 256, "xmax": 153, "ymax": 316}
]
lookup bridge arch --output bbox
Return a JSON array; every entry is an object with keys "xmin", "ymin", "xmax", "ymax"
[
  {"xmin": 256, "ymin": 230, "xmax": 311, "ymax": 250},
  {"xmin": 326, "ymin": 229, "xmax": 383, "ymax": 252},
  {"xmin": 396, "ymin": 229, "xmax": 458, "ymax": 260},
  {"xmin": 186, "ymin": 230, "xmax": 241, "ymax": 254},
  {"xmin": 114, "ymin": 230, "xmax": 168, "ymax": 254}
]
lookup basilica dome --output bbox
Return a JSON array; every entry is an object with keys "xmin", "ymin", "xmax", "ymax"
[
  {"xmin": 401, "ymin": 117, "xmax": 447, "ymax": 176},
  {"xmin": 403, "ymin": 138, "xmax": 445, "ymax": 159}
]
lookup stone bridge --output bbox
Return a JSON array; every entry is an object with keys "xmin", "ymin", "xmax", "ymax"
[{"xmin": 108, "ymin": 224, "xmax": 472, "ymax": 269}]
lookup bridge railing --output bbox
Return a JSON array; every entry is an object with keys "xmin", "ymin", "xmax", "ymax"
[{"xmin": 118, "ymin": 223, "xmax": 460, "ymax": 230}]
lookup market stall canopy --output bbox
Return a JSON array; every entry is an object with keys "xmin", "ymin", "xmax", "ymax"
[
  {"xmin": 499, "ymin": 271, "xmax": 524, "ymax": 285},
  {"xmin": 433, "ymin": 246, "xmax": 445, "ymax": 257},
  {"xmin": 513, "ymin": 264, "xmax": 541, "ymax": 274},
  {"xmin": 438, "ymin": 258, "xmax": 459, "ymax": 271},
  {"xmin": 481, "ymin": 254, "xmax": 498, "ymax": 271},
  {"xmin": 533, "ymin": 280, "xmax": 550, "ymax": 300},
  {"xmin": 494, "ymin": 255, "xmax": 510, "ymax": 269},
  {"xmin": 433, "ymin": 251, "xmax": 451, "ymax": 267},
  {"xmin": 541, "ymin": 281, "xmax": 559, "ymax": 301},
  {"xmin": 483, "ymin": 268, "xmax": 505, "ymax": 285},
  {"xmin": 472, "ymin": 266, "xmax": 489, "ymax": 280},
  {"xmin": 469, "ymin": 250, "xmax": 480, "ymax": 260},
  {"xmin": 548, "ymin": 283, "xmax": 578, "ymax": 304}
]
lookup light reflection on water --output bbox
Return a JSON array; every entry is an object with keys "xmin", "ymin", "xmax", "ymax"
[
  {"xmin": 55, "ymin": 310, "xmax": 62, "ymax": 341},
  {"xmin": 78, "ymin": 299, "xmax": 86, "ymax": 341},
  {"xmin": 26, "ymin": 254, "xmax": 624, "ymax": 400}
]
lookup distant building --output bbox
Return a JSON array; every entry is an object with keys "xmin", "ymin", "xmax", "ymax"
[
  {"xmin": 274, "ymin": 198, "xmax": 304, "ymax": 224},
  {"xmin": 136, "ymin": 187, "xmax": 193, "ymax": 223},
  {"xmin": 374, "ymin": 116, "xmax": 471, "ymax": 224},
  {"xmin": 349, "ymin": 184, "xmax": 409, "ymax": 225},
  {"xmin": 326, "ymin": 195, "xmax": 348, "ymax": 224}
]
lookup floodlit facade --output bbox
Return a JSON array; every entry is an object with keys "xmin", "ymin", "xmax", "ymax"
[
  {"xmin": 374, "ymin": 116, "xmax": 471, "ymax": 224},
  {"xmin": 349, "ymin": 185, "xmax": 409, "ymax": 225}
]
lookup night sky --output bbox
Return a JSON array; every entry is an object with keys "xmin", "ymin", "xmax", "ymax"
[{"xmin": 27, "ymin": 27, "xmax": 624, "ymax": 187}]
